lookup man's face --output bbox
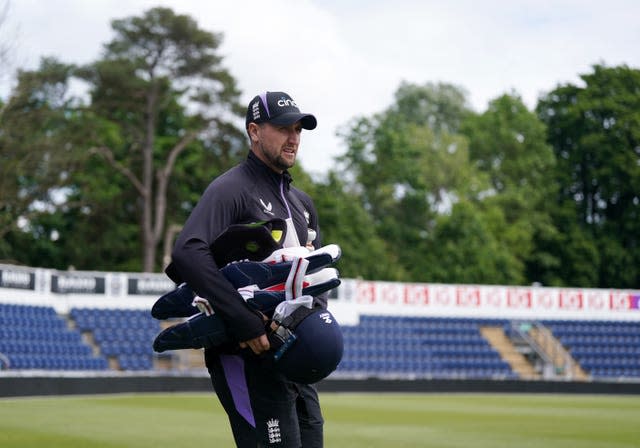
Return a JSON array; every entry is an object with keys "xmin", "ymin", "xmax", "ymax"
[{"xmin": 250, "ymin": 122, "xmax": 303, "ymax": 173}]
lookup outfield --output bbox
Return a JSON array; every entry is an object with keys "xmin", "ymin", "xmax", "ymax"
[{"xmin": 1, "ymin": 392, "xmax": 638, "ymax": 447}]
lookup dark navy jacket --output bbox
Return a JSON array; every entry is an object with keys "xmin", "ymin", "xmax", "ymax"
[{"xmin": 171, "ymin": 151, "xmax": 321, "ymax": 342}]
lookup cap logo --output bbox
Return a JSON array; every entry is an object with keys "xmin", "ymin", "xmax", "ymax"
[
  {"xmin": 251, "ymin": 100, "xmax": 261, "ymax": 120},
  {"xmin": 277, "ymin": 97, "xmax": 297, "ymax": 107},
  {"xmin": 246, "ymin": 91, "xmax": 316, "ymax": 130},
  {"xmin": 319, "ymin": 312, "xmax": 333, "ymax": 324}
]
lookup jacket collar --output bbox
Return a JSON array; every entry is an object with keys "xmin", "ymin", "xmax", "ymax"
[{"xmin": 247, "ymin": 151, "xmax": 293, "ymax": 189}]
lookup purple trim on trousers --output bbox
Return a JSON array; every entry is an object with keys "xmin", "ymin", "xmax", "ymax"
[{"xmin": 220, "ymin": 354, "xmax": 255, "ymax": 427}]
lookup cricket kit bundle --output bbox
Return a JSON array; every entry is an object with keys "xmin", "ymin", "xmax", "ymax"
[{"xmin": 151, "ymin": 219, "xmax": 344, "ymax": 384}]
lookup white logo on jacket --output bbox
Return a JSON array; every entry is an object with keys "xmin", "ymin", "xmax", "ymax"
[{"xmin": 260, "ymin": 198, "xmax": 274, "ymax": 216}]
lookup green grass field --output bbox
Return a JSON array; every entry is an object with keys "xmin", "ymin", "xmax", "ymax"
[{"xmin": 1, "ymin": 392, "xmax": 639, "ymax": 447}]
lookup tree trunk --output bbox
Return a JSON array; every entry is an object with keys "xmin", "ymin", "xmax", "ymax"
[
  {"xmin": 162, "ymin": 223, "xmax": 183, "ymax": 269},
  {"xmin": 142, "ymin": 83, "xmax": 158, "ymax": 272}
]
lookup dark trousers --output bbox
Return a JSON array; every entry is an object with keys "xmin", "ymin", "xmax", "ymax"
[{"xmin": 205, "ymin": 349, "xmax": 324, "ymax": 447}]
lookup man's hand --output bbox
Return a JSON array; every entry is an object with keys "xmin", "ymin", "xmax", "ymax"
[
  {"xmin": 239, "ymin": 312, "xmax": 271, "ymax": 354},
  {"xmin": 240, "ymin": 334, "xmax": 270, "ymax": 355}
]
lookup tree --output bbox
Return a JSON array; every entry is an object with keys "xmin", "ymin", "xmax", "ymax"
[
  {"xmin": 461, "ymin": 93, "xmax": 559, "ymax": 285},
  {"xmin": 0, "ymin": 8, "xmax": 246, "ymax": 272},
  {"xmin": 291, "ymin": 167, "xmax": 405, "ymax": 280},
  {"xmin": 0, "ymin": 58, "xmax": 86, "ymax": 266},
  {"xmin": 0, "ymin": 0, "xmax": 12, "ymax": 78},
  {"xmin": 421, "ymin": 200, "xmax": 522, "ymax": 284},
  {"xmin": 537, "ymin": 64, "xmax": 640, "ymax": 287},
  {"xmin": 338, "ymin": 82, "xmax": 494, "ymax": 282},
  {"xmin": 78, "ymin": 7, "xmax": 245, "ymax": 271},
  {"xmin": 393, "ymin": 81, "xmax": 470, "ymax": 134}
]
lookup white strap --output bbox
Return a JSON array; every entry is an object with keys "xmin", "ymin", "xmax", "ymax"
[
  {"xmin": 191, "ymin": 296, "xmax": 214, "ymax": 316},
  {"xmin": 273, "ymin": 295, "xmax": 314, "ymax": 322},
  {"xmin": 284, "ymin": 257, "xmax": 309, "ymax": 301}
]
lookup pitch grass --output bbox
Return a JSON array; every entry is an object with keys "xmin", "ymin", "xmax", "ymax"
[{"xmin": 1, "ymin": 392, "xmax": 639, "ymax": 447}]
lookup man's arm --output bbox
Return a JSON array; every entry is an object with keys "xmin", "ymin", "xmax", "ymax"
[{"xmin": 171, "ymin": 182, "xmax": 267, "ymax": 349}]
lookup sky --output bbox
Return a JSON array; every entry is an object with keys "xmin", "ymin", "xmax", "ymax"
[{"xmin": 1, "ymin": 0, "xmax": 639, "ymax": 176}]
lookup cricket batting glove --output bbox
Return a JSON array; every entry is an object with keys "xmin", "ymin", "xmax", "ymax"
[
  {"xmin": 151, "ymin": 245, "xmax": 341, "ymax": 320},
  {"xmin": 151, "ymin": 267, "xmax": 340, "ymax": 320}
]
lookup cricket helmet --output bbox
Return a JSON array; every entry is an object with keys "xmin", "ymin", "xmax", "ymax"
[{"xmin": 269, "ymin": 305, "xmax": 344, "ymax": 384}]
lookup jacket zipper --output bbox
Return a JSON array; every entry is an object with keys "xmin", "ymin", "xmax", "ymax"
[{"xmin": 279, "ymin": 178, "xmax": 292, "ymax": 219}]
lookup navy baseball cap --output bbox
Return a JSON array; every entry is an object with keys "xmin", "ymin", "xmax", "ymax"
[{"xmin": 245, "ymin": 91, "xmax": 317, "ymax": 130}]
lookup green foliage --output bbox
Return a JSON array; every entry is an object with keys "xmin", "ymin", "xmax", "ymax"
[
  {"xmin": 461, "ymin": 93, "xmax": 560, "ymax": 285},
  {"xmin": 421, "ymin": 201, "xmax": 523, "ymax": 284},
  {"xmin": 463, "ymin": 93, "xmax": 556, "ymax": 197},
  {"xmin": 294, "ymin": 168, "xmax": 407, "ymax": 280},
  {"xmin": 0, "ymin": 57, "xmax": 90, "ymax": 267},
  {"xmin": 336, "ymin": 71, "xmax": 638, "ymax": 287},
  {"xmin": 79, "ymin": 7, "xmax": 244, "ymax": 271},
  {"xmin": 1, "ymin": 11, "xmax": 637, "ymax": 289},
  {"xmin": 537, "ymin": 64, "xmax": 640, "ymax": 287},
  {"xmin": 338, "ymin": 82, "xmax": 491, "ymax": 282},
  {"xmin": 0, "ymin": 7, "xmax": 245, "ymax": 271}
]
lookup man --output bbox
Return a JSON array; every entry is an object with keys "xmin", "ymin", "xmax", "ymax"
[{"xmin": 171, "ymin": 91, "xmax": 324, "ymax": 447}]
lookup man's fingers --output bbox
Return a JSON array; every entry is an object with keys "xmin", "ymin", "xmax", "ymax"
[
  {"xmin": 242, "ymin": 334, "xmax": 270, "ymax": 355},
  {"xmin": 251, "ymin": 334, "xmax": 270, "ymax": 354}
]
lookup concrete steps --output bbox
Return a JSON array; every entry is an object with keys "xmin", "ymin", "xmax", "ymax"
[
  {"xmin": 480, "ymin": 326, "xmax": 540, "ymax": 380},
  {"xmin": 529, "ymin": 327, "xmax": 590, "ymax": 381}
]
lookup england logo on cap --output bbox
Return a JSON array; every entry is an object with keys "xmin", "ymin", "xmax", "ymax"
[{"xmin": 251, "ymin": 100, "xmax": 261, "ymax": 120}]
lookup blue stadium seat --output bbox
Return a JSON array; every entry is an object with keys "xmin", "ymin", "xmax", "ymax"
[
  {"xmin": 334, "ymin": 315, "xmax": 515, "ymax": 379},
  {"xmin": 4, "ymin": 304, "xmax": 639, "ymax": 378},
  {"xmin": 0, "ymin": 304, "xmax": 110, "ymax": 371},
  {"xmin": 66, "ymin": 307, "xmax": 161, "ymax": 371},
  {"xmin": 543, "ymin": 319, "xmax": 640, "ymax": 379}
]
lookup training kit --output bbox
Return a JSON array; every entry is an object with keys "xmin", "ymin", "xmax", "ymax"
[{"xmin": 150, "ymin": 220, "xmax": 344, "ymax": 384}]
